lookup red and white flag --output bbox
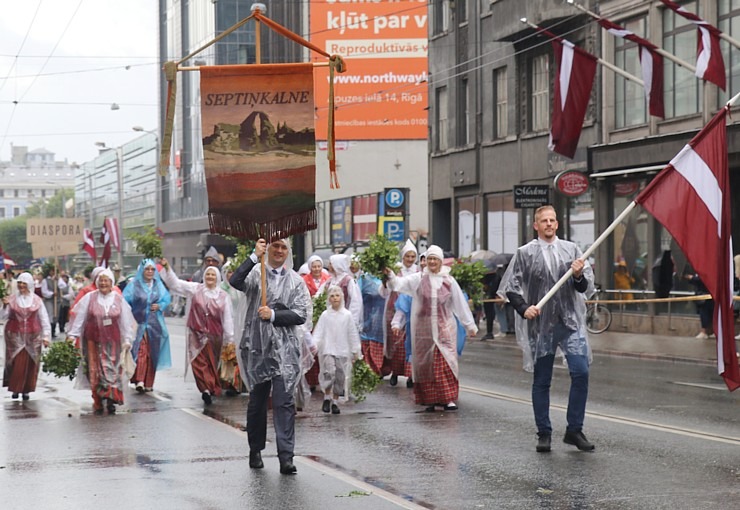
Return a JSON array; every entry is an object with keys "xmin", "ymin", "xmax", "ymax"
[
  {"xmin": 598, "ymin": 18, "xmax": 665, "ymax": 118},
  {"xmin": 660, "ymin": 0, "xmax": 726, "ymax": 90},
  {"xmin": 636, "ymin": 108, "xmax": 739, "ymax": 391},
  {"xmin": 99, "ymin": 220, "xmax": 112, "ymax": 269},
  {"xmin": 105, "ymin": 217, "xmax": 120, "ymax": 251},
  {"xmin": 544, "ymin": 30, "xmax": 597, "ymax": 159},
  {"xmin": 83, "ymin": 228, "xmax": 97, "ymax": 264}
]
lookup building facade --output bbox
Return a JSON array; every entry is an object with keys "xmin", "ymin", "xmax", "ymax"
[
  {"xmin": 0, "ymin": 145, "xmax": 75, "ymax": 220},
  {"xmin": 428, "ymin": 0, "xmax": 740, "ymax": 334}
]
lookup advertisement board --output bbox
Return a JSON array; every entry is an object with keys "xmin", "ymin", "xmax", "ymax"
[
  {"xmin": 331, "ymin": 197, "xmax": 353, "ymax": 245},
  {"xmin": 26, "ymin": 218, "xmax": 85, "ymax": 244},
  {"xmin": 310, "ymin": 0, "xmax": 428, "ymax": 140}
]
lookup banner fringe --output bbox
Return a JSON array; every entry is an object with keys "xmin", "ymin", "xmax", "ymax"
[{"xmin": 208, "ymin": 208, "xmax": 317, "ymax": 242}]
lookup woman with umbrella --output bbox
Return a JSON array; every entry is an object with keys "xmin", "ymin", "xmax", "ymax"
[{"xmin": 1, "ymin": 272, "xmax": 51, "ymax": 400}]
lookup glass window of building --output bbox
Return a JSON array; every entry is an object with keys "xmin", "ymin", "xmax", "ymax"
[
  {"xmin": 493, "ymin": 67, "xmax": 508, "ymax": 139},
  {"xmin": 457, "ymin": 77, "xmax": 470, "ymax": 146},
  {"xmin": 614, "ymin": 17, "xmax": 648, "ymax": 128},
  {"xmin": 457, "ymin": 195, "xmax": 480, "ymax": 257},
  {"xmin": 611, "ymin": 181, "xmax": 651, "ymax": 305},
  {"xmin": 530, "ymin": 53, "xmax": 550, "ymax": 132},
  {"xmin": 567, "ymin": 189, "xmax": 595, "ymax": 256},
  {"xmin": 0, "ymin": 208, "xmax": 5, "ymax": 218},
  {"xmin": 435, "ymin": 86, "xmax": 449, "ymax": 151},
  {"xmin": 216, "ymin": 0, "xmax": 256, "ymax": 64},
  {"xmin": 312, "ymin": 201, "xmax": 331, "ymax": 248},
  {"xmin": 432, "ymin": 0, "xmax": 450, "ymax": 35},
  {"xmin": 486, "ymin": 194, "xmax": 518, "ymax": 253},
  {"xmin": 13, "ymin": 207, "xmax": 20, "ymax": 217},
  {"xmin": 718, "ymin": 0, "xmax": 740, "ymax": 104},
  {"xmin": 457, "ymin": 0, "xmax": 467, "ymax": 23},
  {"xmin": 663, "ymin": 1, "xmax": 702, "ymax": 118}
]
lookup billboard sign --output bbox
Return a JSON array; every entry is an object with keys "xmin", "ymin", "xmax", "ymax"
[
  {"xmin": 513, "ymin": 185, "xmax": 550, "ymax": 209},
  {"xmin": 26, "ymin": 218, "xmax": 85, "ymax": 243},
  {"xmin": 310, "ymin": 0, "xmax": 428, "ymax": 140}
]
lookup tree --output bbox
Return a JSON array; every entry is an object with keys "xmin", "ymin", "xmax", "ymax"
[
  {"xmin": 24, "ymin": 188, "xmax": 74, "ymax": 218},
  {"xmin": 0, "ymin": 216, "xmax": 32, "ymax": 263}
]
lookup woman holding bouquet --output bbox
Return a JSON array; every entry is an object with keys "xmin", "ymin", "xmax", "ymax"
[
  {"xmin": 1, "ymin": 272, "xmax": 51, "ymax": 400},
  {"xmin": 123, "ymin": 259, "xmax": 172, "ymax": 393},
  {"xmin": 159, "ymin": 258, "xmax": 234, "ymax": 405},
  {"xmin": 67, "ymin": 269, "xmax": 136, "ymax": 414}
]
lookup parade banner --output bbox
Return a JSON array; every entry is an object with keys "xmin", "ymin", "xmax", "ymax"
[
  {"xmin": 310, "ymin": 0, "xmax": 428, "ymax": 140},
  {"xmin": 200, "ymin": 64, "xmax": 317, "ymax": 240},
  {"xmin": 26, "ymin": 218, "xmax": 85, "ymax": 244},
  {"xmin": 32, "ymin": 241, "xmax": 80, "ymax": 259}
]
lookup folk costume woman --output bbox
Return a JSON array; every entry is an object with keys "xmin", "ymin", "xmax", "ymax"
[
  {"xmin": 357, "ymin": 269, "xmax": 389, "ymax": 377},
  {"xmin": 1, "ymin": 272, "xmax": 51, "ymax": 400},
  {"xmin": 379, "ymin": 239, "xmax": 418, "ymax": 386},
  {"xmin": 387, "ymin": 245, "xmax": 477, "ymax": 412},
  {"xmin": 319, "ymin": 254, "xmax": 362, "ymax": 330},
  {"xmin": 159, "ymin": 260, "xmax": 234, "ymax": 405},
  {"xmin": 301, "ymin": 254, "xmax": 329, "ymax": 389},
  {"xmin": 68, "ymin": 269, "xmax": 135, "ymax": 415},
  {"xmin": 219, "ymin": 261, "xmax": 248, "ymax": 395},
  {"xmin": 123, "ymin": 259, "xmax": 172, "ymax": 393}
]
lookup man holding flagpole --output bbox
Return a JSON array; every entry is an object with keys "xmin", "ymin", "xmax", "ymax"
[{"xmin": 499, "ymin": 205, "xmax": 595, "ymax": 453}]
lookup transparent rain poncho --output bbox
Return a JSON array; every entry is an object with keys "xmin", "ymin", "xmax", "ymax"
[
  {"xmin": 159, "ymin": 266, "xmax": 234, "ymax": 375},
  {"xmin": 1, "ymin": 273, "xmax": 51, "ymax": 368},
  {"xmin": 123, "ymin": 259, "xmax": 172, "ymax": 370},
  {"xmin": 498, "ymin": 238, "xmax": 595, "ymax": 372},
  {"xmin": 236, "ymin": 259, "xmax": 311, "ymax": 396},
  {"xmin": 388, "ymin": 265, "xmax": 476, "ymax": 382},
  {"xmin": 358, "ymin": 273, "xmax": 385, "ymax": 343}
]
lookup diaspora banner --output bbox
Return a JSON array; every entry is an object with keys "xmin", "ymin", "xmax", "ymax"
[{"xmin": 200, "ymin": 63, "xmax": 317, "ymax": 240}]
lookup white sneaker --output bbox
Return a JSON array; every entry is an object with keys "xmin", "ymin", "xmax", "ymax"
[{"xmin": 695, "ymin": 332, "xmax": 708, "ymax": 339}]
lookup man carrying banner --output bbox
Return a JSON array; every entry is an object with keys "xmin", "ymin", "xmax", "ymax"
[
  {"xmin": 229, "ymin": 237, "xmax": 310, "ymax": 475},
  {"xmin": 499, "ymin": 205, "xmax": 595, "ymax": 453}
]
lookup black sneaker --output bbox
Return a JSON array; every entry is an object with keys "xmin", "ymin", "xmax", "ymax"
[
  {"xmin": 202, "ymin": 392, "xmax": 212, "ymax": 405},
  {"xmin": 536, "ymin": 433, "xmax": 552, "ymax": 453},
  {"xmin": 331, "ymin": 404, "xmax": 340, "ymax": 415},
  {"xmin": 322, "ymin": 399, "xmax": 331, "ymax": 413},
  {"xmin": 563, "ymin": 430, "xmax": 595, "ymax": 451}
]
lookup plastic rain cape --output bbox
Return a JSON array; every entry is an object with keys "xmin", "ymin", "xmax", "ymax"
[
  {"xmin": 123, "ymin": 259, "xmax": 172, "ymax": 370},
  {"xmin": 238, "ymin": 264, "xmax": 311, "ymax": 396},
  {"xmin": 498, "ymin": 238, "xmax": 595, "ymax": 372}
]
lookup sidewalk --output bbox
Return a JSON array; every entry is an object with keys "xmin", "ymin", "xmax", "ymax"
[{"xmin": 482, "ymin": 330, "xmax": 721, "ymax": 366}]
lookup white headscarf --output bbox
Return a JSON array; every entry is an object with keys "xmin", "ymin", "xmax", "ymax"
[
  {"xmin": 91, "ymin": 266, "xmax": 105, "ymax": 284},
  {"xmin": 307, "ymin": 254, "xmax": 324, "ymax": 269},
  {"xmin": 203, "ymin": 266, "xmax": 223, "ymax": 287},
  {"xmin": 401, "ymin": 239, "xmax": 418, "ymax": 258},
  {"xmin": 425, "ymin": 245, "xmax": 444, "ymax": 261},
  {"xmin": 96, "ymin": 269, "xmax": 115, "ymax": 288},
  {"xmin": 329, "ymin": 254, "xmax": 351, "ymax": 277},
  {"xmin": 16, "ymin": 272, "xmax": 34, "ymax": 293}
]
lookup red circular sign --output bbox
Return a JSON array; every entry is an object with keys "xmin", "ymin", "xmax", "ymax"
[
  {"xmin": 614, "ymin": 182, "xmax": 640, "ymax": 197},
  {"xmin": 554, "ymin": 170, "xmax": 589, "ymax": 197}
]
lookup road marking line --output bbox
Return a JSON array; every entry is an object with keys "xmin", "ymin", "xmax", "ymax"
[
  {"xmin": 296, "ymin": 456, "xmax": 428, "ymax": 510},
  {"xmin": 671, "ymin": 381, "xmax": 727, "ymax": 391},
  {"xmin": 460, "ymin": 384, "xmax": 740, "ymax": 446},
  {"xmin": 181, "ymin": 409, "xmax": 425, "ymax": 508}
]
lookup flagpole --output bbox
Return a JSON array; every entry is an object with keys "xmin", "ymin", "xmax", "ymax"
[
  {"xmin": 535, "ymin": 202, "xmax": 638, "ymax": 309},
  {"xmin": 522, "ymin": 19, "xmax": 644, "ymax": 87},
  {"xmin": 568, "ymin": 0, "xmax": 698, "ymax": 74}
]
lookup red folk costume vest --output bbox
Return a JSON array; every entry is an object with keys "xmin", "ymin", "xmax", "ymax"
[
  {"xmin": 6, "ymin": 295, "xmax": 43, "ymax": 336},
  {"xmin": 83, "ymin": 292, "xmax": 123, "ymax": 345},
  {"xmin": 187, "ymin": 288, "xmax": 225, "ymax": 337}
]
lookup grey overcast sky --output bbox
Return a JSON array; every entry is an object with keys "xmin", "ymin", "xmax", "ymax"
[{"xmin": 0, "ymin": 0, "xmax": 159, "ymax": 165}]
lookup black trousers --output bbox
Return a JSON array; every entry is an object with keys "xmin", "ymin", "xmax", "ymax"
[{"xmin": 246, "ymin": 375, "xmax": 295, "ymax": 463}]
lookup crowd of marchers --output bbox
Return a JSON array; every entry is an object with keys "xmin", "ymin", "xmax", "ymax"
[{"xmin": 2, "ymin": 205, "xmax": 600, "ymax": 475}]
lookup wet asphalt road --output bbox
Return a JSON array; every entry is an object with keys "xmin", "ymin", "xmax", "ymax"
[{"xmin": 1, "ymin": 317, "xmax": 738, "ymax": 509}]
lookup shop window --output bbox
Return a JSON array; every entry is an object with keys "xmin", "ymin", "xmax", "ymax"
[
  {"xmin": 457, "ymin": 195, "xmax": 480, "ymax": 257},
  {"xmin": 486, "ymin": 194, "xmax": 518, "ymax": 253}
]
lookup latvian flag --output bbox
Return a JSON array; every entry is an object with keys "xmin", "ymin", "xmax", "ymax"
[
  {"xmin": 99, "ymin": 218, "xmax": 119, "ymax": 268},
  {"xmin": 83, "ymin": 228, "xmax": 97, "ymax": 264},
  {"xmin": 598, "ymin": 18, "xmax": 665, "ymax": 118},
  {"xmin": 660, "ymin": 0, "xmax": 725, "ymax": 90},
  {"xmin": 636, "ymin": 108, "xmax": 739, "ymax": 391},
  {"xmin": 535, "ymin": 27, "xmax": 597, "ymax": 159}
]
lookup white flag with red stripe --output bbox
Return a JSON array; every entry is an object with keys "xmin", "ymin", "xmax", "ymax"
[
  {"xmin": 105, "ymin": 217, "xmax": 120, "ymax": 251},
  {"xmin": 636, "ymin": 108, "xmax": 739, "ymax": 391},
  {"xmin": 598, "ymin": 18, "xmax": 665, "ymax": 118},
  {"xmin": 83, "ymin": 228, "xmax": 97, "ymax": 264},
  {"xmin": 660, "ymin": 0, "xmax": 726, "ymax": 90},
  {"xmin": 544, "ymin": 30, "xmax": 597, "ymax": 159}
]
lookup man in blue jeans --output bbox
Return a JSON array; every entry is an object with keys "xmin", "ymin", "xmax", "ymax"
[{"xmin": 499, "ymin": 205, "xmax": 595, "ymax": 453}]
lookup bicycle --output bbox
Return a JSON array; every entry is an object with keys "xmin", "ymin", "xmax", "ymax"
[{"xmin": 586, "ymin": 285, "xmax": 612, "ymax": 334}]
